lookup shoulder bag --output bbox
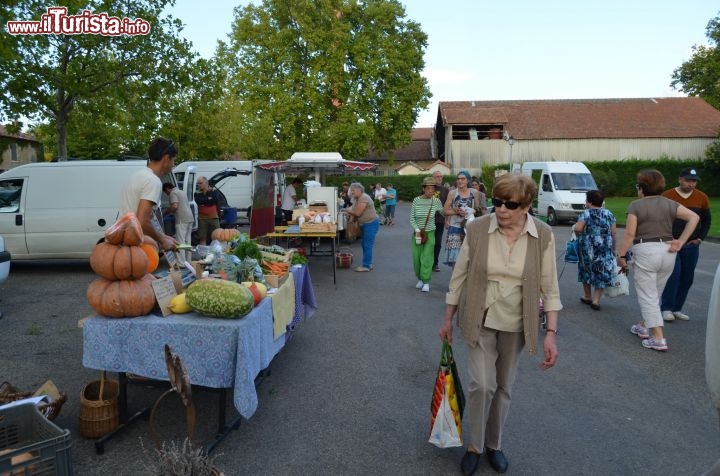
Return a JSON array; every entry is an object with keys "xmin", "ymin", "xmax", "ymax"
[{"xmin": 419, "ymin": 202, "xmax": 433, "ymax": 244}]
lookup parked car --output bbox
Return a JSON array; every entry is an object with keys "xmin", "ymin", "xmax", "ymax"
[{"xmin": 0, "ymin": 235, "xmax": 11, "ymax": 319}]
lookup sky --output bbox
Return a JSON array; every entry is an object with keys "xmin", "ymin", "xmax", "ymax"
[{"xmin": 168, "ymin": 0, "xmax": 719, "ymax": 128}]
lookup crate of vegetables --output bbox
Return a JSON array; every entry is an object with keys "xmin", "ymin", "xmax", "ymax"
[{"xmin": 258, "ymin": 245, "xmax": 293, "ymax": 264}]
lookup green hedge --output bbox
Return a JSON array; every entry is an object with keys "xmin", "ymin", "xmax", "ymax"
[{"xmin": 319, "ymin": 157, "xmax": 718, "ymax": 201}]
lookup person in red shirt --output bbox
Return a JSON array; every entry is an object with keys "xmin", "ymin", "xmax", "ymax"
[
  {"xmin": 660, "ymin": 168, "xmax": 712, "ymax": 322},
  {"xmin": 194, "ymin": 176, "xmax": 222, "ymax": 245}
]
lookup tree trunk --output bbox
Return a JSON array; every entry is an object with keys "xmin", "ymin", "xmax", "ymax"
[{"xmin": 56, "ymin": 88, "xmax": 69, "ymax": 160}]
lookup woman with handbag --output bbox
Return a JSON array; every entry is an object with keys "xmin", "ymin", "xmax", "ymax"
[
  {"xmin": 410, "ymin": 177, "xmax": 444, "ymax": 292},
  {"xmin": 574, "ymin": 189, "xmax": 617, "ymax": 311},
  {"xmin": 346, "ymin": 182, "xmax": 380, "ymax": 272},
  {"xmin": 443, "ymin": 170, "xmax": 487, "ymax": 268},
  {"xmin": 438, "ymin": 173, "xmax": 561, "ymax": 475}
]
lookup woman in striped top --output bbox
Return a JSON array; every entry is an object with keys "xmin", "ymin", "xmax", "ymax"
[{"xmin": 410, "ymin": 177, "xmax": 445, "ymax": 292}]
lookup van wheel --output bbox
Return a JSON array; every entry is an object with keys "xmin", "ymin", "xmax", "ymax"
[{"xmin": 546, "ymin": 209, "xmax": 558, "ymax": 226}]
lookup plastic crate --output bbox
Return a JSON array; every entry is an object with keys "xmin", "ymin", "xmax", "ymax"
[{"xmin": 0, "ymin": 403, "xmax": 73, "ymax": 475}]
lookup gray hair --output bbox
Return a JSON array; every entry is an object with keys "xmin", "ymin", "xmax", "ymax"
[{"xmin": 349, "ymin": 182, "xmax": 365, "ymax": 193}]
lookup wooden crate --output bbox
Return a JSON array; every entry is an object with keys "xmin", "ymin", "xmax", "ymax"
[
  {"xmin": 300, "ymin": 222, "xmax": 336, "ymax": 233},
  {"xmin": 261, "ymin": 249, "xmax": 294, "ymax": 264}
]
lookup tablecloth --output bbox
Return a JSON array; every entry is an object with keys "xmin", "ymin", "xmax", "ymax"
[{"xmin": 83, "ymin": 264, "xmax": 317, "ymax": 419}]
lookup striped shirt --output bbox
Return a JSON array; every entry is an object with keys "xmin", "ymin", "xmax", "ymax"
[{"xmin": 410, "ymin": 196, "xmax": 444, "ymax": 232}]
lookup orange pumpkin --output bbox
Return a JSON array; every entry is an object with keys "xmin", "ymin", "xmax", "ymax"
[
  {"xmin": 105, "ymin": 212, "xmax": 144, "ymax": 246},
  {"xmin": 86, "ymin": 275, "xmax": 157, "ymax": 318},
  {"xmin": 90, "ymin": 242, "xmax": 149, "ymax": 281},
  {"xmin": 142, "ymin": 235, "xmax": 159, "ymax": 251},
  {"xmin": 140, "ymin": 243, "xmax": 160, "ymax": 273},
  {"xmin": 211, "ymin": 228, "xmax": 240, "ymax": 242}
]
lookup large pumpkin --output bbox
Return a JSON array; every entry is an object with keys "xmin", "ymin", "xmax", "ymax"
[
  {"xmin": 90, "ymin": 242, "xmax": 149, "ymax": 281},
  {"xmin": 86, "ymin": 275, "xmax": 157, "ymax": 317},
  {"xmin": 211, "ymin": 228, "xmax": 240, "ymax": 242}
]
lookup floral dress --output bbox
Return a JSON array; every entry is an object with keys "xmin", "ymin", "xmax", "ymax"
[
  {"xmin": 443, "ymin": 191, "xmax": 476, "ymax": 266},
  {"xmin": 577, "ymin": 207, "xmax": 616, "ymax": 288}
]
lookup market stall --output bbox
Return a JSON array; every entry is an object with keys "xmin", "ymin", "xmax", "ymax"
[{"xmin": 80, "ymin": 212, "xmax": 316, "ymax": 454}]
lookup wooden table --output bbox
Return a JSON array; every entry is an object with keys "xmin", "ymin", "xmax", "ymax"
[{"xmin": 264, "ymin": 227, "xmax": 338, "ymax": 284}]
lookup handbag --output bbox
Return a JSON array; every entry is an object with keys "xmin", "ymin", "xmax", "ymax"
[
  {"xmin": 346, "ymin": 215, "xmax": 361, "ymax": 240},
  {"xmin": 565, "ymin": 230, "xmax": 579, "ymax": 263},
  {"xmin": 428, "ymin": 339, "xmax": 465, "ymax": 448},
  {"xmin": 605, "ymin": 270, "xmax": 630, "ymax": 298}
]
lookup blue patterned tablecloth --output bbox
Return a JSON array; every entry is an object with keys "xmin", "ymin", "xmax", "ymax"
[{"xmin": 83, "ymin": 265, "xmax": 316, "ymax": 419}]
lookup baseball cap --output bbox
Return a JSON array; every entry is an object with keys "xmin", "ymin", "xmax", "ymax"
[{"xmin": 680, "ymin": 168, "xmax": 700, "ymax": 180}]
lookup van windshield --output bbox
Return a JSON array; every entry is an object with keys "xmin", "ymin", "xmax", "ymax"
[{"xmin": 551, "ymin": 173, "xmax": 596, "ymax": 191}]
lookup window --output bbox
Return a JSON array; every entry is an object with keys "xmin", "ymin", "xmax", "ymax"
[{"xmin": 10, "ymin": 144, "xmax": 18, "ymax": 162}]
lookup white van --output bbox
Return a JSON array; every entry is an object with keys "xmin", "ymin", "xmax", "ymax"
[
  {"xmin": 0, "ymin": 160, "xmax": 176, "ymax": 259},
  {"xmin": 513, "ymin": 161, "xmax": 597, "ymax": 225},
  {"xmin": 173, "ymin": 160, "xmax": 278, "ymax": 225}
]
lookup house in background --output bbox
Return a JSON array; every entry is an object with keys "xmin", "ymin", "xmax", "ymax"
[
  {"xmin": 435, "ymin": 97, "xmax": 720, "ymax": 177},
  {"xmin": 0, "ymin": 126, "xmax": 42, "ymax": 172},
  {"xmin": 364, "ymin": 127, "xmax": 434, "ymax": 175},
  {"xmin": 395, "ymin": 159, "xmax": 450, "ymax": 176}
]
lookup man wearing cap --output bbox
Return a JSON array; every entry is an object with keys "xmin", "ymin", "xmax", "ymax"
[{"xmin": 660, "ymin": 168, "xmax": 711, "ymax": 322}]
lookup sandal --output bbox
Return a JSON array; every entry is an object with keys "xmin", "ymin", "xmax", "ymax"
[
  {"xmin": 591, "ymin": 303, "xmax": 601, "ymax": 311},
  {"xmin": 580, "ymin": 298, "xmax": 592, "ymax": 305}
]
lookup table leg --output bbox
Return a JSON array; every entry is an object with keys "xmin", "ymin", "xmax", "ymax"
[{"xmin": 332, "ymin": 236, "xmax": 336, "ymax": 285}]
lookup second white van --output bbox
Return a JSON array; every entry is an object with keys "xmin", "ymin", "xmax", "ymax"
[{"xmin": 513, "ymin": 161, "xmax": 598, "ymax": 225}]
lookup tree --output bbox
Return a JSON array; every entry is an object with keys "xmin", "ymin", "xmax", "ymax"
[
  {"xmin": 671, "ymin": 13, "xmax": 720, "ymax": 109},
  {"xmin": 1, "ymin": 0, "xmax": 197, "ymax": 159},
  {"xmin": 217, "ymin": 0, "xmax": 431, "ymax": 161}
]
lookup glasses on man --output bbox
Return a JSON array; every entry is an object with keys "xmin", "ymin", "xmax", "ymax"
[{"xmin": 492, "ymin": 198, "xmax": 522, "ymax": 210}]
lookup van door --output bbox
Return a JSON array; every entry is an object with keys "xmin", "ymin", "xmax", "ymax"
[
  {"xmin": 537, "ymin": 172, "xmax": 553, "ymax": 218},
  {"xmin": 0, "ymin": 178, "xmax": 28, "ymax": 256}
]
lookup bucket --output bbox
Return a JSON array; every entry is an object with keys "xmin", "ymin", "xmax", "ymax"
[
  {"xmin": 79, "ymin": 372, "xmax": 119, "ymax": 439},
  {"xmin": 336, "ymin": 248, "xmax": 353, "ymax": 269},
  {"xmin": 221, "ymin": 207, "xmax": 238, "ymax": 226}
]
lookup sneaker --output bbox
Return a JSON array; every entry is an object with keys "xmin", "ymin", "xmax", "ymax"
[
  {"xmin": 641, "ymin": 337, "xmax": 668, "ymax": 351},
  {"xmin": 416, "ymin": 280, "xmax": 424, "ymax": 289},
  {"xmin": 354, "ymin": 266, "xmax": 370, "ymax": 272},
  {"xmin": 630, "ymin": 323, "xmax": 650, "ymax": 339},
  {"xmin": 432, "ymin": 266, "xmax": 440, "ymax": 272},
  {"xmin": 662, "ymin": 311, "xmax": 675, "ymax": 322},
  {"xmin": 673, "ymin": 311, "xmax": 690, "ymax": 321},
  {"xmin": 421, "ymin": 284, "xmax": 430, "ymax": 293}
]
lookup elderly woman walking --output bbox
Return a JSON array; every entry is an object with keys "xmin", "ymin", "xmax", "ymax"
[
  {"xmin": 443, "ymin": 170, "xmax": 486, "ymax": 267},
  {"xmin": 439, "ymin": 173, "xmax": 561, "ymax": 475},
  {"xmin": 345, "ymin": 182, "xmax": 380, "ymax": 272},
  {"xmin": 575, "ymin": 189, "xmax": 617, "ymax": 310},
  {"xmin": 410, "ymin": 177, "xmax": 444, "ymax": 292},
  {"xmin": 616, "ymin": 169, "xmax": 699, "ymax": 351}
]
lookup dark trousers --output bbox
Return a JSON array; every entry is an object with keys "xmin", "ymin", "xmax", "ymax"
[
  {"xmin": 661, "ymin": 243, "xmax": 700, "ymax": 312},
  {"xmin": 433, "ymin": 225, "xmax": 444, "ymax": 268}
]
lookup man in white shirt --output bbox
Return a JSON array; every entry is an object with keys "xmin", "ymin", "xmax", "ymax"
[
  {"xmin": 281, "ymin": 178, "xmax": 303, "ymax": 224},
  {"xmin": 163, "ymin": 182, "xmax": 194, "ymax": 263},
  {"xmin": 119, "ymin": 137, "xmax": 178, "ymax": 251}
]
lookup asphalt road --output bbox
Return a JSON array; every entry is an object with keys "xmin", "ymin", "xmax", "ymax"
[{"xmin": 1, "ymin": 201, "xmax": 719, "ymax": 475}]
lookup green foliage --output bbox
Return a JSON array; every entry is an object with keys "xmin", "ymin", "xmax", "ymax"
[
  {"xmin": 1, "ymin": 1, "xmax": 198, "ymax": 159},
  {"xmin": 671, "ymin": 14, "xmax": 720, "ymax": 109},
  {"xmin": 216, "ymin": 0, "xmax": 431, "ymax": 161}
]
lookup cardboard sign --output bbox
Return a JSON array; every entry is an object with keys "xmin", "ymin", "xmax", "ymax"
[{"xmin": 151, "ymin": 275, "xmax": 178, "ymax": 316}]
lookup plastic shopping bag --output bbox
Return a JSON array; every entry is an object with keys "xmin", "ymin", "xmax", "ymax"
[
  {"xmin": 565, "ymin": 231, "xmax": 579, "ymax": 263},
  {"xmin": 429, "ymin": 339, "xmax": 465, "ymax": 448},
  {"xmin": 605, "ymin": 270, "xmax": 630, "ymax": 298}
]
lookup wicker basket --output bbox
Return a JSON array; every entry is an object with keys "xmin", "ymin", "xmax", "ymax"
[
  {"xmin": 335, "ymin": 248, "xmax": 353, "ymax": 269},
  {"xmin": 79, "ymin": 372, "xmax": 119, "ymax": 439},
  {"xmin": 0, "ymin": 381, "xmax": 67, "ymax": 421}
]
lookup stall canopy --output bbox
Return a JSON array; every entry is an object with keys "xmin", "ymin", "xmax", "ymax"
[{"xmin": 256, "ymin": 152, "xmax": 377, "ymax": 181}]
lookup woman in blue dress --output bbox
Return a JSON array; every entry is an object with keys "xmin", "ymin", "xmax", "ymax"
[{"xmin": 574, "ymin": 189, "xmax": 617, "ymax": 310}]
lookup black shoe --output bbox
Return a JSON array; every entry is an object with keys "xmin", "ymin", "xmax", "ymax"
[
  {"xmin": 460, "ymin": 450, "xmax": 481, "ymax": 476},
  {"xmin": 486, "ymin": 447, "xmax": 508, "ymax": 473}
]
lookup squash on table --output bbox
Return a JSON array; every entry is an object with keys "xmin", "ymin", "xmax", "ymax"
[
  {"xmin": 140, "ymin": 243, "xmax": 160, "ymax": 273},
  {"xmin": 211, "ymin": 228, "xmax": 240, "ymax": 242},
  {"xmin": 86, "ymin": 274, "xmax": 156, "ymax": 317},
  {"xmin": 90, "ymin": 242, "xmax": 149, "ymax": 281},
  {"xmin": 186, "ymin": 279, "xmax": 254, "ymax": 318}
]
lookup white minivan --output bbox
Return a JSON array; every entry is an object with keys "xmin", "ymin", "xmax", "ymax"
[
  {"xmin": 513, "ymin": 161, "xmax": 597, "ymax": 225},
  {"xmin": 0, "ymin": 159, "xmax": 176, "ymax": 259}
]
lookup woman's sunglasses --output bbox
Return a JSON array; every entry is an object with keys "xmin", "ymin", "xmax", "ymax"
[{"xmin": 492, "ymin": 198, "xmax": 522, "ymax": 210}]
